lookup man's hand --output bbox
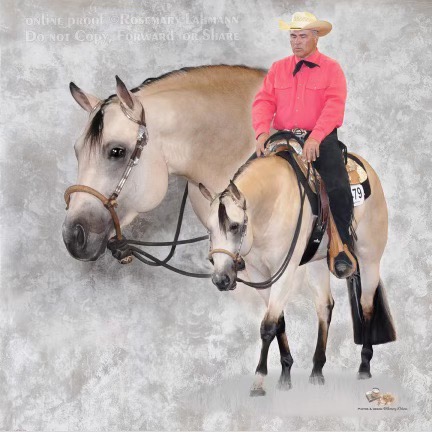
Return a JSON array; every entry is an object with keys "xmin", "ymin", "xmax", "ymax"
[
  {"xmin": 256, "ymin": 133, "xmax": 269, "ymax": 157},
  {"xmin": 302, "ymin": 137, "xmax": 320, "ymax": 163}
]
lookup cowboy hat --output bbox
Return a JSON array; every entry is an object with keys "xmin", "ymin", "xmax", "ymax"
[{"xmin": 279, "ymin": 11, "xmax": 332, "ymax": 37}]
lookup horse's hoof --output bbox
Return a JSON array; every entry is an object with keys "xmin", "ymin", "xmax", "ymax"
[
  {"xmin": 277, "ymin": 377, "xmax": 292, "ymax": 391},
  {"xmin": 250, "ymin": 387, "xmax": 266, "ymax": 397},
  {"xmin": 309, "ymin": 374, "xmax": 325, "ymax": 385},
  {"xmin": 357, "ymin": 371, "xmax": 372, "ymax": 380}
]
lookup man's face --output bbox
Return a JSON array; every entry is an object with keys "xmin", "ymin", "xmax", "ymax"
[{"xmin": 290, "ymin": 30, "xmax": 318, "ymax": 58}]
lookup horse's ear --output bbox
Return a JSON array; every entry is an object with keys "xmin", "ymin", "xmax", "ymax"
[
  {"xmin": 115, "ymin": 75, "xmax": 137, "ymax": 110},
  {"xmin": 228, "ymin": 180, "xmax": 241, "ymax": 200},
  {"xmin": 199, "ymin": 183, "xmax": 215, "ymax": 202},
  {"xmin": 228, "ymin": 180, "xmax": 246, "ymax": 209},
  {"xmin": 69, "ymin": 82, "xmax": 101, "ymax": 113}
]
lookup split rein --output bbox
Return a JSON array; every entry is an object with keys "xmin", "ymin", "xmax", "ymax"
[{"xmin": 64, "ymin": 103, "xmax": 308, "ymax": 289}]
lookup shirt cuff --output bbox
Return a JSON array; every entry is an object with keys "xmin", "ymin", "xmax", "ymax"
[
  {"xmin": 309, "ymin": 129, "xmax": 325, "ymax": 144},
  {"xmin": 254, "ymin": 126, "xmax": 270, "ymax": 140}
]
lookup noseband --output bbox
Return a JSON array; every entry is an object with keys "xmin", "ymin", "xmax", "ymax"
[
  {"xmin": 64, "ymin": 101, "xmax": 149, "ymax": 263},
  {"xmin": 208, "ymin": 195, "xmax": 247, "ymax": 272}
]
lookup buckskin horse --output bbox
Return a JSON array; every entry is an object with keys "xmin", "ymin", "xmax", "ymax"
[
  {"xmin": 199, "ymin": 147, "xmax": 396, "ymax": 395},
  {"xmin": 62, "ymin": 65, "xmax": 265, "ymax": 260},
  {"xmin": 62, "ymin": 66, "xmax": 395, "ymax": 396}
]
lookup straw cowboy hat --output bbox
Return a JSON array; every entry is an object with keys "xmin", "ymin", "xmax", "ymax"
[{"xmin": 279, "ymin": 11, "xmax": 332, "ymax": 37}]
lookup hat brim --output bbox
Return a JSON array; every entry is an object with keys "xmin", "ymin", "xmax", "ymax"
[{"xmin": 279, "ymin": 19, "xmax": 332, "ymax": 37}]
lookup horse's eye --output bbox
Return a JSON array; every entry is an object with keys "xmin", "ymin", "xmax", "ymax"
[
  {"xmin": 109, "ymin": 147, "xmax": 126, "ymax": 159},
  {"xmin": 230, "ymin": 223, "xmax": 240, "ymax": 233}
]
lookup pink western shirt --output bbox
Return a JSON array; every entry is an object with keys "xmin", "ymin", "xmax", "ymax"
[{"xmin": 252, "ymin": 49, "xmax": 347, "ymax": 143}]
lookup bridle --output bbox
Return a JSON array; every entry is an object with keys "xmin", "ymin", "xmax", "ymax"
[
  {"xmin": 64, "ymin": 101, "xmax": 149, "ymax": 263},
  {"xmin": 207, "ymin": 193, "xmax": 247, "ymax": 272},
  {"xmin": 63, "ymin": 112, "xmax": 307, "ymax": 287}
]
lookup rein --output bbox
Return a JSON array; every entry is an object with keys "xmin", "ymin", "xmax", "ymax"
[
  {"xmin": 64, "ymin": 101, "xmax": 208, "ymax": 268},
  {"xmin": 237, "ymin": 162, "xmax": 308, "ymax": 289},
  {"xmin": 64, "ymin": 104, "xmax": 308, "ymax": 287}
]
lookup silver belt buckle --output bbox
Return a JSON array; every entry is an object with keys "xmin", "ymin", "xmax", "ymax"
[{"xmin": 292, "ymin": 128, "xmax": 307, "ymax": 141}]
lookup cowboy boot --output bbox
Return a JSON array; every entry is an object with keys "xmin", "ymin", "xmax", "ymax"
[
  {"xmin": 327, "ymin": 214, "xmax": 357, "ymax": 279},
  {"xmin": 333, "ymin": 240, "xmax": 357, "ymax": 279}
]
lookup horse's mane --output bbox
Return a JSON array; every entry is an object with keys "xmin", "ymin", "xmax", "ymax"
[
  {"xmin": 217, "ymin": 159, "xmax": 255, "ymax": 234},
  {"xmin": 84, "ymin": 64, "xmax": 267, "ymax": 152},
  {"xmin": 232, "ymin": 160, "xmax": 254, "ymax": 181}
]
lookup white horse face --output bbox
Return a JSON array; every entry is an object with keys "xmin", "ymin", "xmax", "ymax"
[
  {"xmin": 63, "ymin": 78, "xmax": 169, "ymax": 261},
  {"xmin": 201, "ymin": 183, "xmax": 252, "ymax": 291}
]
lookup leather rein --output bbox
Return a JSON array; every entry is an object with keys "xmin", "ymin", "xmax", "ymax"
[
  {"xmin": 208, "ymin": 144, "xmax": 309, "ymax": 290},
  {"xmin": 64, "ymin": 106, "xmax": 308, "ymax": 287}
]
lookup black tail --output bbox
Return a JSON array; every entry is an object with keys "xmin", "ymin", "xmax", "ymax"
[{"xmin": 347, "ymin": 266, "xmax": 396, "ymax": 345}]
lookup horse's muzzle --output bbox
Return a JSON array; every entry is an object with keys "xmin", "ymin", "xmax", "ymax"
[
  {"xmin": 211, "ymin": 272, "xmax": 237, "ymax": 291},
  {"xmin": 62, "ymin": 219, "xmax": 108, "ymax": 261}
]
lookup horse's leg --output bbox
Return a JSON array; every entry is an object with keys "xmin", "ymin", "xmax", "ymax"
[
  {"xmin": 250, "ymin": 311, "xmax": 279, "ymax": 396},
  {"xmin": 352, "ymin": 163, "xmax": 396, "ymax": 379},
  {"xmin": 275, "ymin": 311, "xmax": 294, "ymax": 390},
  {"xmin": 249, "ymin": 258, "xmax": 307, "ymax": 396},
  {"xmin": 355, "ymin": 257, "xmax": 379, "ymax": 379},
  {"xmin": 276, "ymin": 265, "xmax": 305, "ymax": 390},
  {"xmin": 248, "ymin": 264, "xmax": 305, "ymax": 395},
  {"xmin": 305, "ymin": 259, "xmax": 334, "ymax": 385},
  {"xmin": 242, "ymin": 265, "xmax": 275, "ymax": 397}
]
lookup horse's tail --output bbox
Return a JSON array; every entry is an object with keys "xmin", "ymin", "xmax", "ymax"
[{"xmin": 347, "ymin": 266, "xmax": 396, "ymax": 345}]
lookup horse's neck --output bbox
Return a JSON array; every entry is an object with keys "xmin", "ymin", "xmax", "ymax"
[
  {"xmin": 236, "ymin": 158, "xmax": 297, "ymax": 242},
  {"xmin": 236, "ymin": 162, "xmax": 279, "ymax": 232},
  {"xmin": 135, "ymin": 81, "xmax": 257, "ymax": 190}
]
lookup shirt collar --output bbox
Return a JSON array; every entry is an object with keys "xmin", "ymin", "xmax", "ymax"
[{"xmin": 294, "ymin": 48, "xmax": 321, "ymax": 64}]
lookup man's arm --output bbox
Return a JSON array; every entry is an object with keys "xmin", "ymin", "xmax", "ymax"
[
  {"xmin": 252, "ymin": 64, "xmax": 277, "ymax": 141},
  {"xmin": 302, "ymin": 62, "xmax": 347, "ymax": 162},
  {"xmin": 309, "ymin": 62, "xmax": 347, "ymax": 143}
]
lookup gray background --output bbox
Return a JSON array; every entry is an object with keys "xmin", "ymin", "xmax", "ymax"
[{"xmin": 1, "ymin": 0, "xmax": 431, "ymax": 430}]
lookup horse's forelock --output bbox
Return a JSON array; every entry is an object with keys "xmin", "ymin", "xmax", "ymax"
[
  {"xmin": 218, "ymin": 201, "xmax": 230, "ymax": 235},
  {"xmin": 84, "ymin": 95, "xmax": 116, "ymax": 152},
  {"xmin": 84, "ymin": 108, "xmax": 104, "ymax": 151}
]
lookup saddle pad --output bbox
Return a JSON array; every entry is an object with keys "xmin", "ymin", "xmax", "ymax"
[{"xmin": 346, "ymin": 154, "xmax": 371, "ymax": 206}]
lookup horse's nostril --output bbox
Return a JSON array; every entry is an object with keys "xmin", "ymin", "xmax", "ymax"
[
  {"xmin": 221, "ymin": 274, "xmax": 230, "ymax": 287},
  {"xmin": 73, "ymin": 223, "xmax": 87, "ymax": 249},
  {"xmin": 212, "ymin": 273, "xmax": 231, "ymax": 291}
]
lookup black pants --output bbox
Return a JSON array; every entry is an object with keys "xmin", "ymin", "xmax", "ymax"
[{"xmin": 306, "ymin": 129, "xmax": 353, "ymax": 244}]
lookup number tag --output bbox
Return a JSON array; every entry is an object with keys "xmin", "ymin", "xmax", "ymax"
[{"xmin": 351, "ymin": 184, "xmax": 365, "ymax": 207}]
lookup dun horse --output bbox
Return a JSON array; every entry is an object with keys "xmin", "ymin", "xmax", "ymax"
[
  {"xmin": 200, "ymin": 153, "xmax": 396, "ymax": 395},
  {"xmin": 62, "ymin": 65, "xmax": 265, "ymax": 259}
]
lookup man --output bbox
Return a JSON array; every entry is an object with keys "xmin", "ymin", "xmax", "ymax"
[{"xmin": 252, "ymin": 11, "xmax": 355, "ymax": 278}]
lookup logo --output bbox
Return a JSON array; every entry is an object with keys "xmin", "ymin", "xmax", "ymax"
[{"xmin": 365, "ymin": 387, "xmax": 395, "ymax": 405}]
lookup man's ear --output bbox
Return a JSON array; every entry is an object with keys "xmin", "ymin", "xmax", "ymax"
[
  {"xmin": 69, "ymin": 82, "xmax": 101, "ymax": 113},
  {"xmin": 199, "ymin": 183, "xmax": 216, "ymax": 202},
  {"xmin": 115, "ymin": 75, "xmax": 138, "ymax": 109}
]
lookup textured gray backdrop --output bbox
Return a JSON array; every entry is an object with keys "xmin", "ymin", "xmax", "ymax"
[{"xmin": 1, "ymin": 0, "xmax": 431, "ymax": 430}]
